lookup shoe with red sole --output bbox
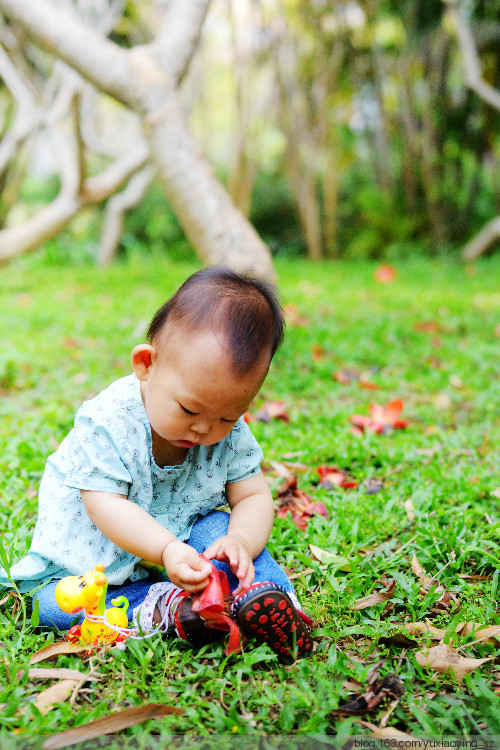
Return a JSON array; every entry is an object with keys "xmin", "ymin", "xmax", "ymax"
[
  {"xmin": 231, "ymin": 582, "xmax": 314, "ymax": 664},
  {"xmin": 174, "ymin": 595, "xmax": 226, "ymax": 648}
]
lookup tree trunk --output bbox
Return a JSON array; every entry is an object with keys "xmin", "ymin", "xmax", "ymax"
[{"xmin": 0, "ymin": 0, "xmax": 275, "ymax": 281}]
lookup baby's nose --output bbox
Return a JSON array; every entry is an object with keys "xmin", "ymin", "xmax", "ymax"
[{"xmin": 192, "ymin": 419, "xmax": 211, "ymax": 435}]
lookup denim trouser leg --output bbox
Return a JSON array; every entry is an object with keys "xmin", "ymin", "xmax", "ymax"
[
  {"xmin": 34, "ymin": 509, "xmax": 296, "ymax": 630},
  {"xmin": 187, "ymin": 510, "xmax": 295, "ymax": 596}
]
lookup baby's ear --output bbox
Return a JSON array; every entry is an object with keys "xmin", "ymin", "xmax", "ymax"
[{"xmin": 131, "ymin": 344, "xmax": 156, "ymax": 380}]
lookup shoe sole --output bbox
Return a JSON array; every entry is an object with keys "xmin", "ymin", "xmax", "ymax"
[{"xmin": 233, "ymin": 583, "xmax": 313, "ymax": 664}]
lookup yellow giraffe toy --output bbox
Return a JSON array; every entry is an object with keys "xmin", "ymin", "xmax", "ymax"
[{"xmin": 55, "ymin": 563, "xmax": 129, "ymax": 646}]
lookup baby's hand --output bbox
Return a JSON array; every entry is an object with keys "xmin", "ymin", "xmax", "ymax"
[
  {"xmin": 203, "ymin": 533, "xmax": 255, "ymax": 595},
  {"xmin": 162, "ymin": 540, "xmax": 212, "ymax": 592}
]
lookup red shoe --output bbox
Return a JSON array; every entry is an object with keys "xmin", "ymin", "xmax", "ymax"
[
  {"xmin": 174, "ymin": 595, "xmax": 226, "ymax": 648},
  {"xmin": 231, "ymin": 582, "xmax": 314, "ymax": 664}
]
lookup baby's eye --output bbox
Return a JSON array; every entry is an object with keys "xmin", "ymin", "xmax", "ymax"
[
  {"xmin": 179, "ymin": 404, "xmax": 196, "ymax": 415},
  {"xmin": 221, "ymin": 417, "xmax": 238, "ymax": 423}
]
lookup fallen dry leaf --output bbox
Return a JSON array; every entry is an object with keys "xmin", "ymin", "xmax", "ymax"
[
  {"xmin": 308, "ymin": 544, "xmax": 352, "ymax": 572},
  {"xmin": 374, "ymin": 264, "xmax": 397, "ymax": 283},
  {"xmin": 404, "ymin": 497, "xmax": 415, "ymax": 522},
  {"xmin": 459, "ymin": 623, "xmax": 500, "ymax": 644},
  {"xmin": 255, "ymin": 401, "xmax": 290, "ymax": 423},
  {"xmin": 275, "ymin": 476, "xmax": 328, "ymax": 530},
  {"xmin": 29, "ymin": 668, "xmax": 99, "ymax": 681},
  {"xmin": 333, "ymin": 368, "xmax": 360, "ymax": 384},
  {"xmin": 350, "ymin": 399, "xmax": 409, "ymax": 434},
  {"xmin": 30, "ymin": 641, "xmax": 88, "ymax": 665},
  {"xmin": 42, "ymin": 704, "xmax": 185, "ymax": 750},
  {"xmin": 359, "ymin": 371, "xmax": 379, "ymax": 390},
  {"xmin": 334, "ymin": 663, "xmax": 404, "ymax": 714},
  {"xmin": 415, "ymin": 642, "xmax": 493, "ymax": 683},
  {"xmin": 283, "ymin": 304, "xmax": 308, "ymax": 326},
  {"xmin": 353, "ymin": 720, "xmax": 445, "ymax": 749},
  {"xmin": 34, "ymin": 679, "xmax": 80, "ymax": 715},
  {"xmin": 317, "ymin": 465, "xmax": 358, "ymax": 490},
  {"xmin": 364, "ymin": 477, "xmax": 383, "ymax": 495},
  {"xmin": 413, "ymin": 320, "xmax": 447, "ymax": 334},
  {"xmin": 311, "ymin": 345, "xmax": 324, "ymax": 361},
  {"xmin": 410, "ymin": 554, "xmax": 458, "ymax": 612},
  {"xmin": 351, "ymin": 579, "xmax": 396, "ymax": 611}
]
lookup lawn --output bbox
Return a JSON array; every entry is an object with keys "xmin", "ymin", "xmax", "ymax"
[{"xmin": 0, "ymin": 254, "xmax": 499, "ymax": 746}]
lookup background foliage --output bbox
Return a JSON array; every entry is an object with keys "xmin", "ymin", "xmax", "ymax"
[{"xmin": 2, "ymin": 0, "xmax": 500, "ymax": 262}]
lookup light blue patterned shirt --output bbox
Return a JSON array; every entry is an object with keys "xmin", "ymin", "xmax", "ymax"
[{"xmin": 2, "ymin": 374, "xmax": 263, "ymax": 589}]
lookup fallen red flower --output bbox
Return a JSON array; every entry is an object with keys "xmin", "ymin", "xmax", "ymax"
[
  {"xmin": 349, "ymin": 398, "xmax": 409, "ymax": 434},
  {"xmin": 374, "ymin": 264, "xmax": 397, "ymax": 283},
  {"xmin": 275, "ymin": 476, "xmax": 329, "ymax": 530},
  {"xmin": 317, "ymin": 465, "xmax": 358, "ymax": 490},
  {"xmin": 255, "ymin": 400, "xmax": 290, "ymax": 423}
]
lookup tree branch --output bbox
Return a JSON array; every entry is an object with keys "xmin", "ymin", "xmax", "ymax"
[
  {"xmin": 98, "ymin": 165, "xmax": 154, "ymax": 265},
  {"xmin": 445, "ymin": 0, "xmax": 500, "ymax": 111},
  {"xmin": 0, "ymin": 0, "xmax": 133, "ymax": 106},
  {"xmin": 148, "ymin": 0, "xmax": 211, "ymax": 85}
]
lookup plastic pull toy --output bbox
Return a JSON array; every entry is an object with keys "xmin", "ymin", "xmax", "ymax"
[{"xmin": 55, "ymin": 563, "xmax": 130, "ymax": 647}]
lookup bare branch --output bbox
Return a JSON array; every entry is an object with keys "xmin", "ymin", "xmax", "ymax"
[
  {"xmin": 83, "ymin": 141, "xmax": 150, "ymax": 202},
  {"xmin": 98, "ymin": 165, "xmax": 154, "ymax": 265},
  {"xmin": 148, "ymin": 0, "xmax": 210, "ymax": 85},
  {"xmin": 0, "ymin": 43, "xmax": 37, "ymax": 172},
  {"xmin": 445, "ymin": 0, "xmax": 500, "ymax": 111},
  {"xmin": 0, "ymin": 0, "xmax": 133, "ymax": 106},
  {"xmin": 461, "ymin": 216, "xmax": 500, "ymax": 261}
]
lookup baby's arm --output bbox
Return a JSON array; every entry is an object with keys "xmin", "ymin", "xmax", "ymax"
[
  {"xmin": 81, "ymin": 490, "xmax": 212, "ymax": 591},
  {"xmin": 203, "ymin": 473, "xmax": 274, "ymax": 595}
]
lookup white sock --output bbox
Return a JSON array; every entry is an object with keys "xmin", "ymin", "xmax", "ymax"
[{"xmin": 132, "ymin": 582, "xmax": 184, "ymax": 633}]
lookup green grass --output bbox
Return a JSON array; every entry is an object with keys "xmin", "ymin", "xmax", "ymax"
[{"xmin": 0, "ymin": 255, "xmax": 499, "ymax": 744}]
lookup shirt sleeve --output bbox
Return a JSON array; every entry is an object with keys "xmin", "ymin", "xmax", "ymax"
[
  {"xmin": 226, "ymin": 417, "xmax": 264, "ymax": 484},
  {"xmin": 64, "ymin": 405, "xmax": 132, "ymax": 495}
]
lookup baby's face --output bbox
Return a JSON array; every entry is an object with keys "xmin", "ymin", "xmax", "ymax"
[{"xmin": 140, "ymin": 330, "xmax": 267, "ymax": 449}]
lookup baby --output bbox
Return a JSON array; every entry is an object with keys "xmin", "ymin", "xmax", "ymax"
[{"xmin": 2, "ymin": 267, "xmax": 312, "ymax": 662}]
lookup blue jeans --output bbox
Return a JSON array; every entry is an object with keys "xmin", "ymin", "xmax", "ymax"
[{"xmin": 35, "ymin": 510, "xmax": 296, "ymax": 630}]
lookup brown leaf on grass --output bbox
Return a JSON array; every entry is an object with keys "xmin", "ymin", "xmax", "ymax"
[
  {"xmin": 255, "ymin": 401, "xmax": 290, "ymax": 423},
  {"xmin": 29, "ymin": 668, "xmax": 99, "ymax": 681},
  {"xmin": 311, "ymin": 344, "xmax": 324, "ymax": 361},
  {"xmin": 383, "ymin": 621, "xmax": 500, "ymax": 648},
  {"xmin": 403, "ymin": 497, "xmax": 415, "ymax": 522},
  {"xmin": 333, "ymin": 368, "xmax": 359, "ymax": 384},
  {"xmin": 30, "ymin": 641, "xmax": 88, "ymax": 665},
  {"xmin": 364, "ymin": 477, "xmax": 383, "ymax": 495},
  {"xmin": 459, "ymin": 623, "xmax": 500, "ymax": 644},
  {"xmin": 415, "ymin": 643, "xmax": 494, "ymax": 683},
  {"xmin": 283, "ymin": 303, "xmax": 308, "ymax": 327},
  {"xmin": 359, "ymin": 371, "xmax": 379, "ymax": 390},
  {"xmin": 410, "ymin": 554, "xmax": 459, "ymax": 612},
  {"xmin": 42, "ymin": 704, "xmax": 185, "ymax": 750},
  {"xmin": 334, "ymin": 663, "xmax": 404, "ymax": 714},
  {"xmin": 353, "ymin": 721, "xmax": 445, "ymax": 749},
  {"xmin": 317, "ymin": 465, "xmax": 358, "ymax": 490},
  {"xmin": 413, "ymin": 320, "xmax": 448, "ymax": 334},
  {"xmin": 261, "ymin": 460, "xmax": 309, "ymax": 479},
  {"xmin": 275, "ymin": 476, "xmax": 329, "ymax": 530},
  {"xmin": 350, "ymin": 579, "xmax": 396, "ymax": 611},
  {"xmin": 411, "ymin": 554, "xmax": 446, "ymax": 594},
  {"xmin": 34, "ymin": 679, "xmax": 80, "ymax": 715}
]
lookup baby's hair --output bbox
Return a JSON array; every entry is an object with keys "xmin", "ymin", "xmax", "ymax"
[{"xmin": 147, "ymin": 266, "xmax": 285, "ymax": 375}]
